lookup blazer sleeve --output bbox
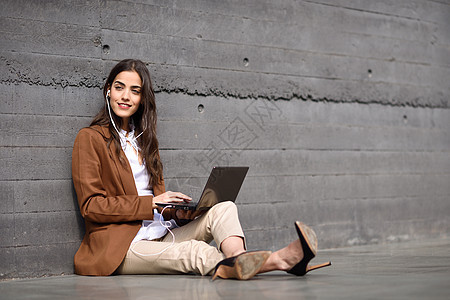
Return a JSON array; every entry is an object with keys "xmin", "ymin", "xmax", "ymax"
[{"xmin": 72, "ymin": 128, "xmax": 155, "ymax": 224}]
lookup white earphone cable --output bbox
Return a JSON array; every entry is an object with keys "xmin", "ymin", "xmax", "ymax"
[
  {"xmin": 107, "ymin": 91, "xmax": 173, "ymax": 257},
  {"xmin": 106, "ymin": 92, "xmax": 144, "ymax": 153},
  {"xmin": 129, "ymin": 206, "xmax": 176, "ymax": 257}
]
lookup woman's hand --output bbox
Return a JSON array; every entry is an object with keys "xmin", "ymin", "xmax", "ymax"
[{"xmin": 152, "ymin": 191, "xmax": 192, "ymax": 208}]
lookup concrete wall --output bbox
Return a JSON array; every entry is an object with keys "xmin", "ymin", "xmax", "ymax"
[{"xmin": 1, "ymin": 0, "xmax": 449, "ymax": 279}]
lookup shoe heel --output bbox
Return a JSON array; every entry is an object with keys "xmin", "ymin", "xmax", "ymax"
[
  {"xmin": 306, "ymin": 261, "xmax": 332, "ymax": 273},
  {"xmin": 211, "ymin": 272, "xmax": 219, "ymax": 281}
]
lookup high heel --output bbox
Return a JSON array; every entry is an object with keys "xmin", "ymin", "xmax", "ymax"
[
  {"xmin": 287, "ymin": 221, "xmax": 331, "ymax": 276},
  {"xmin": 212, "ymin": 250, "xmax": 272, "ymax": 281}
]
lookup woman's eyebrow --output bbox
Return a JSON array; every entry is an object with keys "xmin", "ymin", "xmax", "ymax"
[{"xmin": 113, "ymin": 80, "xmax": 141, "ymax": 89}]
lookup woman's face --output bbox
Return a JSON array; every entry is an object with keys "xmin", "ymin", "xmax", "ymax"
[{"xmin": 109, "ymin": 70, "xmax": 142, "ymax": 129}]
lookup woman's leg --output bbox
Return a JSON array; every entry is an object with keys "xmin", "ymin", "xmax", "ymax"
[
  {"xmin": 117, "ymin": 201, "xmax": 246, "ymax": 276},
  {"xmin": 220, "ymin": 236, "xmax": 246, "ymax": 257},
  {"xmin": 116, "ymin": 239, "xmax": 225, "ymax": 275},
  {"xmin": 258, "ymin": 222, "xmax": 331, "ymax": 274},
  {"xmin": 258, "ymin": 239, "xmax": 304, "ymax": 273},
  {"xmin": 165, "ymin": 201, "xmax": 247, "ymax": 257}
]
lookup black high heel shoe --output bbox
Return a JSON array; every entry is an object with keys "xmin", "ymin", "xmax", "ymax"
[
  {"xmin": 212, "ymin": 250, "xmax": 272, "ymax": 281},
  {"xmin": 287, "ymin": 221, "xmax": 331, "ymax": 276}
]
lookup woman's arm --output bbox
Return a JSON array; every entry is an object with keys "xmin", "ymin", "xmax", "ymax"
[{"xmin": 72, "ymin": 128, "xmax": 154, "ymax": 224}]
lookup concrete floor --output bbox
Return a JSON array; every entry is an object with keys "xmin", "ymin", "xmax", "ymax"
[{"xmin": 1, "ymin": 238, "xmax": 449, "ymax": 300}]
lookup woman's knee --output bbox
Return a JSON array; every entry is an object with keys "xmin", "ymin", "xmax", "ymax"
[{"xmin": 210, "ymin": 201, "xmax": 237, "ymax": 214}]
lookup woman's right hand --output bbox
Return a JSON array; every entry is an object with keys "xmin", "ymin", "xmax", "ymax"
[{"xmin": 152, "ymin": 191, "xmax": 192, "ymax": 208}]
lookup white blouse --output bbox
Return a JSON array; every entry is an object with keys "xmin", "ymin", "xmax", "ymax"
[{"xmin": 118, "ymin": 127, "xmax": 177, "ymax": 244}]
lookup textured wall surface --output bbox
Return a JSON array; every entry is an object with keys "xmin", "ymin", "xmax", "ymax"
[{"xmin": 1, "ymin": 0, "xmax": 449, "ymax": 279}]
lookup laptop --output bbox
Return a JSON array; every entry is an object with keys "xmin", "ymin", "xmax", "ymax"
[{"xmin": 156, "ymin": 166, "xmax": 249, "ymax": 211}]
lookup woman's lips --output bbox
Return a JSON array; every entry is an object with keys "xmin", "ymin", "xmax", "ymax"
[{"xmin": 118, "ymin": 103, "xmax": 131, "ymax": 109}]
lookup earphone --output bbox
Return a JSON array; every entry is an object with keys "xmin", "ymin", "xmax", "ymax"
[{"xmin": 106, "ymin": 89, "xmax": 111, "ymax": 98}]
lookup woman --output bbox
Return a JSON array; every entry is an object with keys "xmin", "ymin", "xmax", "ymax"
[{"xmin": 72, "ymin": 59, "xmax": 330, "ymax": 279}]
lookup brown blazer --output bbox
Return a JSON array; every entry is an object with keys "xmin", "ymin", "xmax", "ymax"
[{"xmin": 72, "ymin": 125, "xmax": 178, "ymax": 275}]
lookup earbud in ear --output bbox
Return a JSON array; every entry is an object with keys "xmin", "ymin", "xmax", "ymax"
[{"xmin": 106, "ymin": 90, "xmax": 111, "ymax": 98}]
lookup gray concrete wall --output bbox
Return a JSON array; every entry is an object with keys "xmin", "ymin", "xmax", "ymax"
[{"xmin": 1, "ymin": 0, "xmax": 449, "ymax": 279}]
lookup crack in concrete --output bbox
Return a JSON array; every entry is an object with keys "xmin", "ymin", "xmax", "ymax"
[{"xmin": 1, "ymin": 56, "xmax": 447, "ymax": 108}]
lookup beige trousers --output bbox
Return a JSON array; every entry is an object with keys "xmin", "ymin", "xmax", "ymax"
[{"xmin": 115, "ymin": 201, "xmax": 246, "ymax": 276}]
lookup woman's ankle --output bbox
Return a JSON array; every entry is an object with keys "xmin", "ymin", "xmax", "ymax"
[
  {"xmin": 259, "ymin": 250, "xmax": 289, "ymax": 273},
  {"xmin": 266, "ymin": 240, "xmax": 304, "ymax": 272}
]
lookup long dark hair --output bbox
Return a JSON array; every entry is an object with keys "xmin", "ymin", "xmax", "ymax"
[{"xmin": 90, "ymin": 59, "xmax": 163, "ymax": 186}]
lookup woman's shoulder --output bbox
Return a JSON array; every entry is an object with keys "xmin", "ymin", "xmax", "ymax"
[
  {"xmin": 72, "ymin": 125, "xmax": 114, "ymax": 164},
  {"xmin": 74, "ymin": 125, "xmax": 112, "ymax": 148}
]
